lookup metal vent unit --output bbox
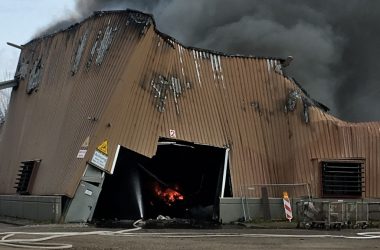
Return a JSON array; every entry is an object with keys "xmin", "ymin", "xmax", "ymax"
[
  {"xmin": 15, "ymin": 160, "xmax": 41, "ymax": 194},
  {"xmin": 322, "ymin": 161, "xmax": 365, "ymax": 198}
]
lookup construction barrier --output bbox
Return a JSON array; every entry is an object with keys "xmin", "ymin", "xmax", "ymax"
[{"xmin": 283, "ymin": 192, "xmax": 293, "ymax": 222}]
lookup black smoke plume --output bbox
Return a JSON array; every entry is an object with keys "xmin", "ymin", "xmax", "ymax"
[{"xmin": 38, "ymin": 0, "xmax": 380, "ymax": 122}]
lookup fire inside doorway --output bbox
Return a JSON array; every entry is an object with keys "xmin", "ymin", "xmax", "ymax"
[{"xmin": 93, "ymin": 139, "xmax": 232, "ymax": 222}]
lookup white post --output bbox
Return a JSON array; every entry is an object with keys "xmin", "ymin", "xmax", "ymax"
[{"xmin": 220, "ymin": 148, "xmax": 230, "ymax": 198}]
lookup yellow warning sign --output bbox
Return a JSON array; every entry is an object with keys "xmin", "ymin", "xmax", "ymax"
[{"xmin": 97, "ymin": 139, "xmax": 108, "ymax": 155}]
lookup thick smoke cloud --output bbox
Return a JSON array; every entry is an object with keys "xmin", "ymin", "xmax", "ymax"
[{"xmin": 40, "ymin": 0, "xmax": 380, "ymax": 122}]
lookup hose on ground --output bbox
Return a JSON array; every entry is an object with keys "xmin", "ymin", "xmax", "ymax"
[
  {"xmin": 0, "ymin": 221, "xmax": 379, "ymax": 249},
  {"xmin": 0, "ymin": 219, "xmax": 144, "ymax": 249}
]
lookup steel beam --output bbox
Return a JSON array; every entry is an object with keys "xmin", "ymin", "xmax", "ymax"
[{"xmin": 0, "ymin": 79, "xmax": 18, "ymax": 90}]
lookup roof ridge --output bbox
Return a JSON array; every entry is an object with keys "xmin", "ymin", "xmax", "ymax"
[{"xmin": 24, "ymin": 9, "xmax": 286, "ymax": 61}]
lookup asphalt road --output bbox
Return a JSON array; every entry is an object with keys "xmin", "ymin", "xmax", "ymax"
[{"xmin": 0, "ymin": 223, "xmax": 379, "ymax": 249}]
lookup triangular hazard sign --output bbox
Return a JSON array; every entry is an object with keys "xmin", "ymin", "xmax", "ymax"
[
  {"xmin": 97, "ymin": 139, "xmax": 108, "ymax": 155},
  {"xmin": 81, "ymin": 136, "xmax": 90, "ymax": 148}
]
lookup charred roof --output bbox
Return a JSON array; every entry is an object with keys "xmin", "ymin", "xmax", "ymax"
[{"xmin": 26, "ymin": 9, "xmax": 287, "ymax": 62}]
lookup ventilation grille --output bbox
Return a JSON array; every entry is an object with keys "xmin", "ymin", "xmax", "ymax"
[
  {"xmin": 322, "ymin": 161, "xmax": 364, "ymax": 198},
  {"xmin": 14, "ymin": 160, "xmax": 41, "ymax": 194}
]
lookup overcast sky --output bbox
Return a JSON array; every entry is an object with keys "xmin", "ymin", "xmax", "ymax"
[{"xmin": 0, "ymin": 0, "xmax": 76, "ymax": 80}]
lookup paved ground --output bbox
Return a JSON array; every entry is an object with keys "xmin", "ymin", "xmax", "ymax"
[{"xmin": 0, "ymin": 222, "xmax": 379, "ymax": 249}]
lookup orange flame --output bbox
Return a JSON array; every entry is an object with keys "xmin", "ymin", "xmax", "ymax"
[{"xmin": 154, "ymin": 183, "xmax": 184, "ymax": 206}]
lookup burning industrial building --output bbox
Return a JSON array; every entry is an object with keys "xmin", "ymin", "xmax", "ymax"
[{"xmin": 0, "ymin": 10, "xmax": 379, "ymax": 224}]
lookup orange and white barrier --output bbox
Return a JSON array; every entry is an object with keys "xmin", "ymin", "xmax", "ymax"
[{"xmin": 283, "ymin": 192, "xmax": 293, "ymax": 222}]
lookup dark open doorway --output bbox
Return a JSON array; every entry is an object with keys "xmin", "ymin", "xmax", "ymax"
[{"xmin": 93, "ymin": 138, "xmax": 231, "ymax": 222}]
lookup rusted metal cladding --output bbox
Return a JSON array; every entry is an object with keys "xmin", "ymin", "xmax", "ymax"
[
  {"xmin": 0, "ymin": 12, "xmax": 150, "ymax": 196},
  {"xmin": 0, "ymin": 10, "xmax": 379, "ymax": 198}
]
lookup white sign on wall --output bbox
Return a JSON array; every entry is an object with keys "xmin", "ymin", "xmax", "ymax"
[
  {"xmin": 91, "ymin": 150, "xmax": 108, "ymax": 169},
  {"xmin": 76, "ymin": 149, "xmax": 87, "ymax": 159},
  {"xmin": 169, "ymin": 129, "xmax": 176, "ymax": 138}
]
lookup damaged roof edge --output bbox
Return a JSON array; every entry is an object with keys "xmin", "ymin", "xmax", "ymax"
[
  {"xmin": 23, "ymin": 9, "xmax": 286, "ymax": 62},
  {"xmin": 23, "ymin": 9, "xmax": 329, "ymax": 112},
  {"xmin": 288, "ymin": 76, "xmax": 330, "ymax": 112}
]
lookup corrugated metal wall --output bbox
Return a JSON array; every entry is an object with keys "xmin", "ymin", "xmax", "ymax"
[{"xmin": 0, "ymin": 10, "xmax": 379, "ymax": 198}]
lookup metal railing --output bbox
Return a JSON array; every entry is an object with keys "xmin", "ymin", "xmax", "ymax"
[
  {"xmin": 239, "ymin": 183, "xmax": 311, "ymax": 221},
  {"xmin": 297, "ymin": 200, "xmax": 369, "ymax": 229}
]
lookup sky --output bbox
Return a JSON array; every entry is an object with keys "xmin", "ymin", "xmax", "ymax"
[{"xmin": 0, "ymin": 0, "xmax": 76, "ymax": 80}]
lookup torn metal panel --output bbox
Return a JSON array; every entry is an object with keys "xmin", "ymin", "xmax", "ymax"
[
  {"xmin": 151, "ymin": 75, "xmax": 186, "ymax": 114},
  {"xmin": 71, "ymin": 30, "xmax": 89, "ymax": 75},
  {"xmin": 165, "ymin": 38, "xmax": 176, "ymax": 49},
  {"xmin": 96, "ymin": 23, "xmax": 118, "ymax": 65},
  {"xmin": 15, "ymin": 57, "xmax": 28, "ymax": 80},
  {"xmin": 198, "ymin": 51, "xmax": 209, "ymax": 60},
  {"xmin": 266, "ymin": 59, "xmax": 272, "ymax": 73},
  {"xmin": 151, "ymin": 75, "xmax": 170, "ymax": 112},
  {"xmin": 274, "ymin": 61, "xmax": 283, "ymax": 75},
  {"xmin": 177, "ymin": 45, "xmax": 187, "ymax": 82},
  {"xmin": 284, "ymin": 89, "xmax": 301, "ymax": 113},
  {"xmin": 86, "ymin": 22, "xmax": 118, "ymax": 67},
  {"xmin": 27, "ymin": 57, "xmax": 43, "ymax": 94},
  {"xmin": 267, "ymin": 59, "xmax": 284, "ymax": 75},
  {"xmin": 217, "ymin": 55, "xmax": 225, "ymax": 84},
  {"xmin": 192, "ymin": 50, "xmax": 202, "ymax": 86},
  {"xmin": 170, "ymin": 77, "xmax": 182, "ymax": 115},
  {"xmin": 289, "ymin": 77, "xmax": 330, "ymax": 112},
  {"xmin": 0, "ymin": 91, "xmax": 9, "ymax": 124},
  {"xmin": 87, "ymin": 31, "xmax": 102, "ymax": 68},
  {"xmin": 285, "ymin": 90, "xmax": 312, "ymax": 124},
  {"xmin": 302, "ymin": 97, "xmax": 311, "ymax": 124},
  {"xmin": 210, "ymin": 54, "xmax": 224, "ymax": 83},
  {"xmin": 126, "ymin": 11, "xmax": 152, "ymax": 35},
  {"xmin": 210, "ymin": 54, "xmax": 216, "ymax": 79},
  {"xmin": 266, "ymin": 59, "xmax": 282, "ymax": 75},
  {"xmin": 171, "ymin": 77, "xmax": 182, "ymax": 95}
]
